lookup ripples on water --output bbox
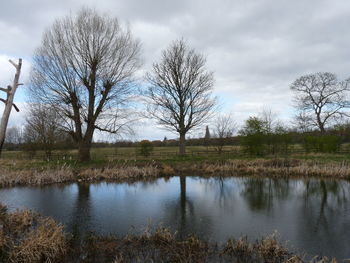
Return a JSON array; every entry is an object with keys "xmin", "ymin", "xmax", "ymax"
[{"xmin": 0, "ymin": 176, "xmax": 349, "ymax": 260}]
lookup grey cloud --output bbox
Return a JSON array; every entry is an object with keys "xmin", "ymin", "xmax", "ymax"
[{"xmin": 1, "ymin": 0, "xmax": 350, "ymax": 139}]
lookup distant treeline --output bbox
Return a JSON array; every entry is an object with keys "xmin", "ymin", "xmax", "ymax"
[{"xmin": 4, "ymin": 123, "xmax": 350, "ymax": 156}]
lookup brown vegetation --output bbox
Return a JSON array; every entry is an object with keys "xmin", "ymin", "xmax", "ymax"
[
  {"xmin": 0, "ymin": 204, "xmax": 340, "ymax": 263},
  {"xmin": 172, "ymin": 159, "xmax": 350, "ymax": 179},
  {"xmin": 0, "ymin": 204, "xmax": 66, "ymax": 263},
  {"xmin": 78, "ymin": 165, "xmax": 159, "ymax": 182},
  {"xmin": 0, "ymin": 163, "xmax": 159, "ymax": 187},
  {"xmin": 1, "ymin": 158, "xmax": 350, "ymax": 188},
  {"xmin": 0, "ymin": 164, "xmax": 75, "ymax": 187},
  {"xmin": 63, "ymin": 227, "xmax": 337, "ymax": 263}
]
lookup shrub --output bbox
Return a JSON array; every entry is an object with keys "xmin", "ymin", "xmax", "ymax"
[
  {"xmin": 303, "ymin": 135, "xmax": 341, "ymax": 153},
  {"xmin": 138, "ymin": 140, "xmax": 154, "ymax": 157}
]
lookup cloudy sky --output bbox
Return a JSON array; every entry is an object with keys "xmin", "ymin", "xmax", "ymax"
[{"xmin": 1, "ymin": 0, "xmax": 350, "ymax": 140}]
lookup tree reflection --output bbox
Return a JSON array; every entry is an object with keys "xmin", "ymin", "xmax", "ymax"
[
  {"xmin": 162, "ymin": 176, "xmax": 212, "ymax": 239},
  {"xmin": 69, "ymin": 182, "xmax": 92, "ymax": 243},
  {"xmin": 241, "ymin": 177, "xmax": 291, "ymax": 211},
  {"xmin": 293, "ymin": 179, "xmax": 350, "ymax": 259},
  {"xmin": 200, "ymin": 177, "xmax": 236, "ymax": 210},
  {"xmin": 302, "ymin": 179, "xmax": 349, "ymax": 233}
]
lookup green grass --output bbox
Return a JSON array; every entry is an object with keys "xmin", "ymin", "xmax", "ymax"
[{"xmin": 2, "ymin": 145, "xmax": 350, "ymax": 171}]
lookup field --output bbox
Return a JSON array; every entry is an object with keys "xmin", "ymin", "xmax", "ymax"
[
  {"xmin": 1, "ymin": 145, "xmax": 241, "ymax": 161},
  {"xmin": 1, "ymin": 144, "xmax": 350, "ymax": 172}
]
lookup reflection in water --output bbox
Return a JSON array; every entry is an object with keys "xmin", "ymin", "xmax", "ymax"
[
  {"xmin": 162, "ymin": 176, "xmax": 212, "ymax": 239},
  {"xmin": 241, "ymin": 178, "xmax": 291, "ymax": 211},
  {"xmin": 69, "ymin": 183, "xmax": 91, "ymax": 242},
  {"xmin": 297, "ymin": 179, "xmax": 350, "ymax": 257},
  {"xmin": 0, "ymin": 177, "xmax": 349, "ymax": 260}
]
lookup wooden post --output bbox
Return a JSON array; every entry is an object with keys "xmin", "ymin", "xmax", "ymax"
[{"xmin": 0, "ymin": 58, "xmax": 22, "ymax": 157}]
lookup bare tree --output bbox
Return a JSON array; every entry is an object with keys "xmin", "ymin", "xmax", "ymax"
[
  {"xmin": 145, "ymin": 39, "xmax": 216, "ymax": 155},
  {"xmin": 0, "ymin": 59, "xmax": 22, "ymax": 156},
  {"xmin": 290, "ymin": 72, "xmax": 350, "ymax": 133},
  {"xmin": 293, "ymin": 111, "xmax": 313, "ymax": 132},
  {"xmin": 5, "ymin": 126, "xmax": 23, "ymax": 145},
  {"xmin": 29, "ymin": 8, "xmax": 141, "ymax": 161},
  {"xmin": 259, "ymin": 107, "xmax": 278, "ymax": 134},
  {"xmin": 213, "ymin": 114, "xmax": 236, "ymax": 154},
  {"xmin": 24, "ymin": 104, "xmax": 63, "ymax": 159}
]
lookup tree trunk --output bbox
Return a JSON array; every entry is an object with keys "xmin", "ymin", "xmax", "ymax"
[
  {"xmin": 78, "ymin": 140, "xmax": 91, "ymax": 162},
  {"xmin": 0, "ymin": 59, "xmax": 22, "ymax": 157},
  {"xmin": 180, "ymin": 175, "xmax": 186, "ymax": 210},
  {"xmin": 316, "ymin": 113, "xmax": 325, "ymax": 133},
  {"xmin": 179, "ymin": 133, "xmax": 186, "ymax": 155}
]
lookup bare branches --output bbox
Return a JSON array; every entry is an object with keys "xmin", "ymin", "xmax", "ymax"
[
  {"xmin": 144, "ymin": 39, "xmax": 216, "ymax": 154},
  {"xmin": 290, "ymin": 72, "xmax": 350, "ymax": 133},
  {"xmin": 29, "ymin": 8, "xmax": 141, "ymax": 161},
  {"xmin": 212, "ymin": 114, "xmax": 236, "ymax": 153},
  {"xmin": 24, "ymin": 104, "xmax": 65, "ymax": 159}
]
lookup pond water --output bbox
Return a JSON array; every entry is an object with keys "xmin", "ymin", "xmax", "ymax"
[{"xmin": 0, "ymin": 176, "xmax": 349, "ymax": 260}]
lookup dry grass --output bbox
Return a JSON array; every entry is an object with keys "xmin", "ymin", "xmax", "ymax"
[
  {"xmin": 1, "ymin": 158, "xmax": 349, "ymax": 188},
  {"xmin": 0, "ymin": 164, "xmax": 159, "ymax": 187},
  {"xmin": 78, "ymin": 164, "xmax": 159, "ymax": 182},
  {"xmin": 0, "ymin": 164, "xmax": 75, "ymax": 187},
  {"xmin": 0, "ymin": 205, "xmax": 340, "ymax": 263},
  {"xmin": 177, "ymin": 159, "xmax": 350, "ymax": 179},
  {"xmin": 0, "ymin": 203, "xmax": 66, "ymax": 263},
  {"xmin": 62, "ymin": 227, "xmax": 338, "ymax": 263}
]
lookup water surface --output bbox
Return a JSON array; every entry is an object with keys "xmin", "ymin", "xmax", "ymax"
[{"xmin": 0, "ymin": 176, "xmax": 349, "ymax": 260}]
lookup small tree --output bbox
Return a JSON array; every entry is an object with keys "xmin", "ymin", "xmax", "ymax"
[
  {"xmin": 5, "ymin": 126, "xmax": 23, "ymax": 145},
  {"xmin": 145, "ymin": 39, "xmax": 216, "ymax": 155},
  {"xmin": 24, "ymin": 104, "xmax": 63, "ymax": 160},
  {"xmin": 239, "ymin": 117, "xmax": 267, "ymax": 156},
  {"xmin": 138, "ymin": 140, "xmax": 154, "ymax": 157},
  {"xmin": 213, "ymin": 114, "xmax": 236, "ymax": 154},
  {"xmin": 291, "ymin": 72, "xmax": 350, "ymax": 133}
]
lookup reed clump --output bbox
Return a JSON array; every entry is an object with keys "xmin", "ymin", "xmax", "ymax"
[
  {"xmin": 78, "ymin": 164, "xmax": 159, "ymax": 182},
  {"xmin": 0, "ymin": 203, "xmax": 66, "ymax": 263},
  {"xmin": 62, "ymin": 227, "xmax": 338, "ymax": 263},
  {"xmin": 0, "ymin": 164, "xmax": 75, "ymax": 187},
  {"xmin": 178, "ymin": 159, "xmax": 350, "ymax": 178}
]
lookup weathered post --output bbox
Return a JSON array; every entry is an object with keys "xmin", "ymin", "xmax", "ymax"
[{"xmin": 0, "ymin": 58, "xmax": 22, "ymax": 157}]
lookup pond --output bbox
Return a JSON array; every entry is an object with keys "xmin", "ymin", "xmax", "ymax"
[{"xmin": 0, "ymin": 176, "xmax": 349, "ymax": 260}]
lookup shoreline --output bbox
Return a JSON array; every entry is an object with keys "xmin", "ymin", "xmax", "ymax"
[
  {"xmin": 1, "ymin": 158, "xmax": 350, "ymax": 188},
  {"xmin": 0, "ymin": 203, "xmax": 340, "ymax": 263}
]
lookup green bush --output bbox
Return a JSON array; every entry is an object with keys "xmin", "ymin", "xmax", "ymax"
[
  {"xmin": 240, "ymin": 134, "xmax": 266, "ymax": 156},
  {"xmin": 138, "ymin": 140, "xmax": 154, "ymax": 157},
  {"xmin": 303, "ymin": 135, "xmax": 341, "ymax": 153}
]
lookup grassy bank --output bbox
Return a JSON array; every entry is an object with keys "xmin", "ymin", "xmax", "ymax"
[
  {"xmin": 0, "ymin": 204, "xmax": 339, "ymax": 263},
  {"xmin": 0, "ymin": 158, "xmax": 350, "ymax": 188}
]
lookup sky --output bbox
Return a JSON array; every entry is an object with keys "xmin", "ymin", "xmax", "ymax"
[{"xmin": 1, "ymin": 0, "xmax": 350, "ymax": 141}]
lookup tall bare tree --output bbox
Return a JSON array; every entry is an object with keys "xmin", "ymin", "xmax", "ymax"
[
  {"xmin": 0, "ymin": 58, "xmax": 22, "ymax": 157},
  {"xmin": 290, "ymin": 72, "xmax": 350, "ymax": 133},
  {"xmin": 29, "ymin": 8, "xmax": 141, "ymax": 161},
  {"xmin": 213, "ymin": 114, "xmax": 236, "ymax": 154},
  {"xmin": 145, "ymin": 39, "xmax": 216, "ymax": 155}
]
